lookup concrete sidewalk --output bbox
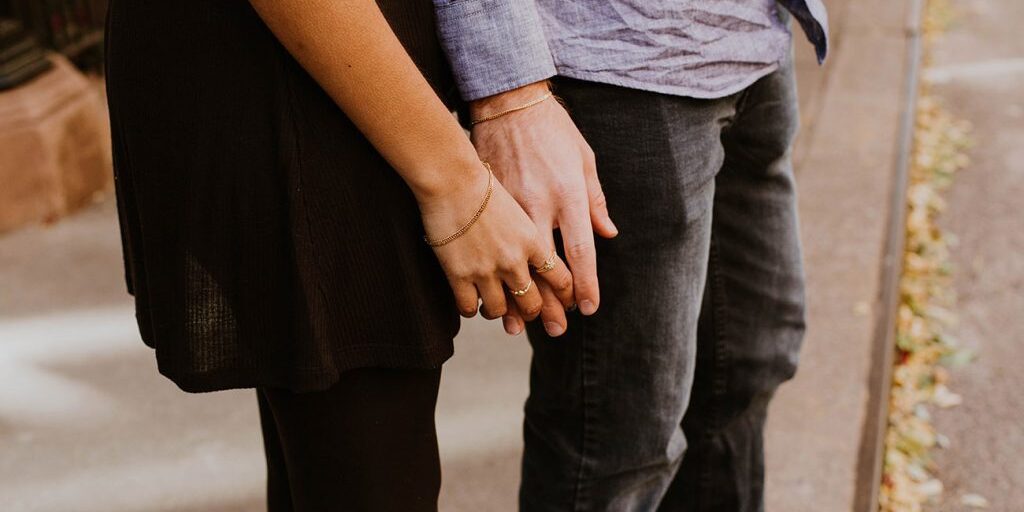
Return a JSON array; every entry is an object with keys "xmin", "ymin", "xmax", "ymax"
[
  {"xmin": 764, "ymin": 0, "xmax": 918, "ymax": 510},
  {"xmin": 924, "ymin": 0, "xmax": 1024, "ymax": 508},
  {"xmin": 0, "ymin": 1, "xmax": 920, "ymax": 510}
]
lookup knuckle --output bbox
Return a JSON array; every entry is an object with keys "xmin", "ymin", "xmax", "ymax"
[
  {"xmin": 591, "ymin": 190, "xmax": 608, "ymax": 209},
  {"xmin": 468, "ymin": 266, "xmax": 490, "ymax": 280},
  {"xmin": 453, "ymin": 267, "xmax": 476, "ymax": 280},
  {"xmin": 553, "ymin": 271, "xmax": 573, "ymax": 291},
  {"xmin": 521, "ymin": 301, "xmax": 543, "ymax": 318},
  {"xmin": 567, "ymin": 194, "xmax": 591, "ymax": 213},
  {"xmin": 499, "ymin": 249, "xmax": 524, "ymax": 270},
  {"xmin": 566, "ymin": 241, "xmax": 593, "ymax": 260},
  {"xmin": 551, "ymin": 182, "xmax": 574, "ymax": 202}
]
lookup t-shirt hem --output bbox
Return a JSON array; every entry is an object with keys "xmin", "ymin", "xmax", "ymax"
[{"xmin": 552, "ymin": 64, "xmax": 781, "ymax": 100}]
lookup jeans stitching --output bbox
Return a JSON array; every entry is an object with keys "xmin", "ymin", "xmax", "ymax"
[
  {"xmin": 709, "ymin": 240, "xmax": 731, "ymax": 420},
  {"xmin": 697, "ymin": 233, "xmax": 732, "ymax": 507},
  {"xmin": 572, "ymin": 315, "xmax": 596, "ymax": 511}
]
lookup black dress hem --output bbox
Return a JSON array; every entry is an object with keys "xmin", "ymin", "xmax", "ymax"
[{"xmin": 157, "ymin": 342, "xmax": 455, "ymax": 394}]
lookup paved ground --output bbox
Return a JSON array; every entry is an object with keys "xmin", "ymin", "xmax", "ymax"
[
  {"xmin": 924, "ymin": 0, "xmax": 1024, "ymax": 509},
  {"xmin": 0, "ymin": 1, "xmax": 924, "ymax": 509},
  {"xmin": 765, "ymin": 0, "xmax": 916, "ymax": 510}
]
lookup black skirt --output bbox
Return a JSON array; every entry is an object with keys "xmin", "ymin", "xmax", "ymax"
[{"xmin": 105, "ymin": 0, "xmax": 461, "ymax": 392}]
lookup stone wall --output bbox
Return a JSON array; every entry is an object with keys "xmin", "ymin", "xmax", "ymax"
[{"xmin": 0, "ymin": 54, "xmax": 111, "ymax": 233}]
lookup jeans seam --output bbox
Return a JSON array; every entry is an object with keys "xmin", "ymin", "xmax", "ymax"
[
  {"xmin": 572, "ymin": 316, "xmax": 596, "ymax": 511},
  {"xmin": 698, "ymin": 233, "xmax": 732, "ymax": 505},
  {"xmin": 709, "ymin": 239, "xmax": 731, "ymax": 421}
]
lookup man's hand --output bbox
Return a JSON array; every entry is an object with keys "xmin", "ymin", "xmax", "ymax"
[{"xmin": 470, "ymin": 81, "xmax": 617, "ymax": 337}]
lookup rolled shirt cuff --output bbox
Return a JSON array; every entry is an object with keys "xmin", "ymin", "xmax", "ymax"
[{"xmin": 434, "ymin": 0, "xmax": 557, "ymax": 101}]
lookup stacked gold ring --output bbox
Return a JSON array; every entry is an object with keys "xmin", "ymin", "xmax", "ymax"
[{"xmin": 534, "ymin": 252, "xmax": 557, "ymax": 273}]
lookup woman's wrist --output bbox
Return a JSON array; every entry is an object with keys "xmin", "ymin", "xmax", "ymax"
[
  {"xmin": 416, "ymin": 158, "xmax": 496, "ymax": 246},
  {"xmin": 407, "ymin": 155, "xmax": 488, "ymax": 206},
  {"xmin": 423, "ymin": 163, "xmax": 494, "ymax": 247}
]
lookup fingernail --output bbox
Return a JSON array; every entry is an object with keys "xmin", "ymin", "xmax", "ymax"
[
  {"xmin": 566, "ymin": 303, "xmax": 578, "ymax": 312},
  {"xmin": 544, "ymin": 322, "xmax": 565, "ymax": 337},
  {"xmin": 580, "ymin": 300, "xmax": 597, "ymax": 315},
  {"xmin": 504, "ymin": 317, "xmax": 523, "ymax": 336}
]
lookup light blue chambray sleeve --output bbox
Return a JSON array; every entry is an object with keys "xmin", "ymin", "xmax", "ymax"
[{"xmin": 433, "ymin": 0, "xmax": 556, "ymax": 101}]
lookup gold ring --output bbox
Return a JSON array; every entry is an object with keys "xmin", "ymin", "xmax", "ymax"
[
  {"xmin": 510, "ymin": 280, "xmax": 533, "ymax": 297},
  {"xmin": 534, "ymin": 252, "xmax": 557, "ymax": 273}
]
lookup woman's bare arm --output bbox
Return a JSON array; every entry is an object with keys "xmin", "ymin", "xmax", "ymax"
[
  {"xmin": 247, "ymin": 0, "xmax": 577, "ymax": 333},
  {"xmin": 249, "ymin": 0, "xmax": 474, "ymax": 198}
]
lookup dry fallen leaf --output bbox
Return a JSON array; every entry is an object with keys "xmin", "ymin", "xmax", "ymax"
[
  {"xmin": 961, "ymin": 493, "xmax": 990, "ymax": 508},
  {"xmin": 931, "ymin": 384, "xmax": 963, "ymax": 408},
  {"xmin": 878, "ymin": 2, "xmax": 974, "ymax": 510},
  {"xmin": 918, "ymin": 478, "xmax": 943, "ymax": 499}
]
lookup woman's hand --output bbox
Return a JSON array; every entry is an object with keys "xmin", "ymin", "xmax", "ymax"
[{"xmin": 417, "ymin": 162, "xmax": 575, "ymax": 327}]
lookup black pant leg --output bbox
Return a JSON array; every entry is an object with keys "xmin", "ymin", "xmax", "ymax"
[
  {"xmin": 258, "ymin": 367, "xmax": 443, "ymax": 512},
  {"xmin": 258, "ymin": 390, "xmax": 295, "ymax": 512}
]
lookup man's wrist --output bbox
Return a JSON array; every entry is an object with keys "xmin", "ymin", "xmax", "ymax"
[{"xmin": 469, "ymin": 81, "xmax": 552, "ymax": 120}]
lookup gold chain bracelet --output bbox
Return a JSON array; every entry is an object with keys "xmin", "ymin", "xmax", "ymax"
[
  {"xmin": 470, "ymin": 91, "xmax": 553, "ymax": 126},
  {"xmin": 424, "ymin": 163, "xmax": 494, "ymax": 247}
]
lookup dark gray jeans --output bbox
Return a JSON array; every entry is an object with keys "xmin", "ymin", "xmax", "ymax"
[{"xmin": 521, "ymin": 54, "xmax": 806, "ymax": 512}]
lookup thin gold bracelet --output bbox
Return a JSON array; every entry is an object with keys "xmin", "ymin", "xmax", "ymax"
[
  {"xmin": 424, "ymin": 163, "xmax": 494, "ymax": 247},
  {"xmin": 470, "ymin": 91, "xmax": 553, "ymax": 126}
]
